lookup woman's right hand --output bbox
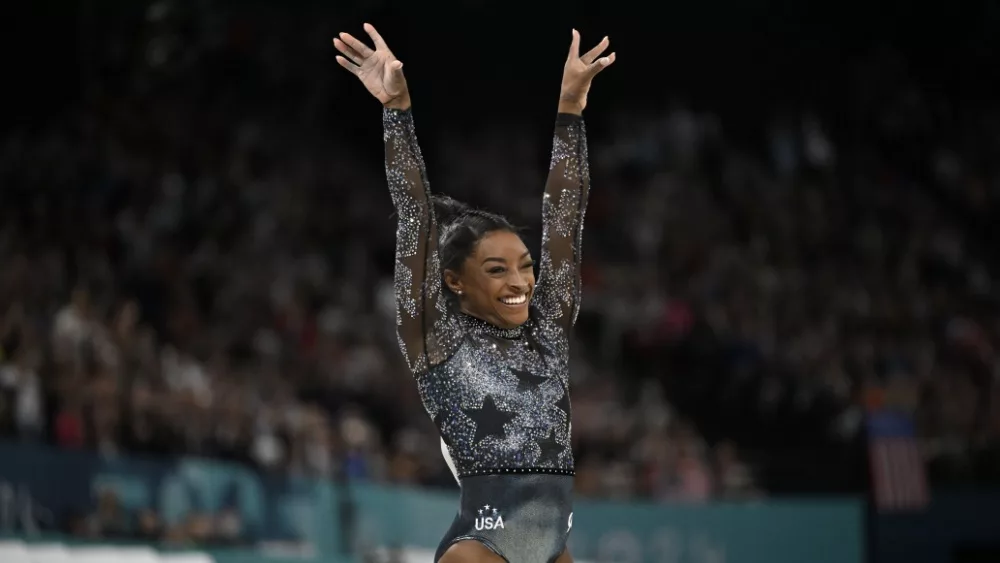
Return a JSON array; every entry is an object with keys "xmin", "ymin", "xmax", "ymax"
[{"xmin": 333, "ymin": 23, "xmax": 410, "ymax": 110}]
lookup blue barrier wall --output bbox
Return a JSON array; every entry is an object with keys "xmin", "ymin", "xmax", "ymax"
[
  {"xmin": 0, "ymin": 443, "xmax": 865, "ymax": 563},
  {"xmin": 350, "ymin": 483, "xmax": 864, "ymax": 563},
  {"xmin": 0, "ymin": 443, "xmax": 338, "ymax": 554}
]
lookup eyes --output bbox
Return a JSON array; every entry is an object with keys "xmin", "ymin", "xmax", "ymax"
[{"xmin": 487, "ymin": 261, "xmax": 535, "ymax": 276}]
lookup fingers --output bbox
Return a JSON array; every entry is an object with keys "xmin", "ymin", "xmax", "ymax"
[
  {"xmin": 387, "ymin": 59, "xmax": 406, "ymax": 90},
  {"xmin": 363, "ymin": 23, "xmax": 390, "ymax": 51},
  {"xmin": 387, "ymin": 59, "xmax": 404, "ymax": 82},
  {"xmin": 587, "ymin": 51, "xmax": 616, "ymax": 75},
  {"xmin": 581, "ymin": 36, "xmax": 609, "ymax": 65},
  {"xmin": 567, "ymin": 29, "xmax": 581, "ymax": 61},
  {"xmin": 337, "ymin": 32, "xmax": 373, "ymax": 58},
  {"xmin": 335, "ymin": 55, "xmax": 359, "ymax": 76},
  {"xmin": 333, "ymin": 38, "xmax": 364, "ymax": 65}
]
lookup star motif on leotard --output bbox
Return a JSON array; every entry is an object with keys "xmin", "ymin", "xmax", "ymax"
[
  {"xmin": 464, "ymin": 395, "xmax": 516, "ymax": 444},
  {"xmin": 511, "ymin": 368, "xmax": 547, "ymax": 393},
  {"xmin": 535, "ymin": 429, "xmax": 564, "ymax": 466}
]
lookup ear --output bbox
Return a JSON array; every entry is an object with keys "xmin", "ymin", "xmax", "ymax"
[{"xmin": 443, "ymin": 269, "xmax": 464, "ymax": 296}]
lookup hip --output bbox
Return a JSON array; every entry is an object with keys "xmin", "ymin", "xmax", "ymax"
[{"xmin": 450, "ymin": 473, "xmax": 575, "ymax": 551}]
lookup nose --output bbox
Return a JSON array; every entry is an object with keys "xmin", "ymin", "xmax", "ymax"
[{"xmin": 509, "ymin": 270, "xmax": 529, "ymax": 293}]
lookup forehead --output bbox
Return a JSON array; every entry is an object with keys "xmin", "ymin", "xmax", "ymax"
[{"xmin": 472, "ymin": 230, "xmax": 528, "ymax": 258}]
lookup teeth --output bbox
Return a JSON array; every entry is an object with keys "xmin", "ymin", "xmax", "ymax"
[{"xmin": 500, "ymin": 295, "xmax": 527, "ymax": 305}]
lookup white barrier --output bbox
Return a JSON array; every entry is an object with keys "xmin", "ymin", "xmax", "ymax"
[
  {"xmin": 0, "ymin": 540, "xmax": 216, "ymax": 563},
  {"xmin": 0, "ymin": 539, "xmax": 30, "ymax": 563},
  {"xmin": 395, "ymin": 546, "xmax": 593, "ymax": 563}
]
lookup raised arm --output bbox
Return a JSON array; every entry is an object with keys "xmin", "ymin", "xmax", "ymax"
[
  {"xmin": 335, "ymin": 24, "xmax": 457, "ymax": 375},
  {"xmin": 535, "ymin": 30, "xmax": 615, "ymax": 332},
  {"xmin": 383, "ymin": 109, "xmax": 457, "ymax": 374},
  {"xmin": 535, "ymin": 113, "xmax": 590, "ymax": 331}
]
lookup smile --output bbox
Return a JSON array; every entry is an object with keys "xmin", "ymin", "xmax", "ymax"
[{"xmin": 499, "ymin": 295, "xmax": 527, "ymax": 306}]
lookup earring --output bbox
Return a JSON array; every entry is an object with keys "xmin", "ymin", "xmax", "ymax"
[{"xmin": 456, "ymin": 290, "xmax": 463, "ymax": 296}]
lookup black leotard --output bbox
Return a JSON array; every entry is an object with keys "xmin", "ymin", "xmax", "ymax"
[{"xmin": 383, "ymin": 108, "xmax": 590, "ymax": 561}]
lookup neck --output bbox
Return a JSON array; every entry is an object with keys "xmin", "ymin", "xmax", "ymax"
[
  {"xmin": 458, "ymin": 304, "xmax": 510, "ymax": 329},
  {"xmin": 459, "ymin": 311, "xmax": 524, "ymax": 340}
]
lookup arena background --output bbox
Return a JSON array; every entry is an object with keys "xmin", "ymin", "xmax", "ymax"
[{"xmin": 2, "ymin": 0, "xmax": 1000, "ymax": 562}]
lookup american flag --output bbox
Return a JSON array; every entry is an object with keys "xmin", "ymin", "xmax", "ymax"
[{"xmin": 867, "ymin": 410, "xmax": 930, "ymax": 512}]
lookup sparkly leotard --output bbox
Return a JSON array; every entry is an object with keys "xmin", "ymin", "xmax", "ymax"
[{"xmin": 384, "ymin": 108, "xmax": 589, "ymax": 561}]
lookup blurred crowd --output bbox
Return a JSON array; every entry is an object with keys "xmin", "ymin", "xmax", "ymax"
[
  {"xmin": 65, "ymin": 487, "xmax": 246, "ymax": 548},
  {"xmin": 2, "ymin": 6, "xmax": 1000, "ymax": 543}
]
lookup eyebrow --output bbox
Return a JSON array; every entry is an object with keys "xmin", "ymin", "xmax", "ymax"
[{"xmin": 482, "ymin": 251, "xmax": 531, "ymax": 265}]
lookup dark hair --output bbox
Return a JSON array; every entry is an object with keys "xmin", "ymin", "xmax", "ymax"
[{"xmin": 431, "ymin": 194, "xmax": 520, "ymax": 275}]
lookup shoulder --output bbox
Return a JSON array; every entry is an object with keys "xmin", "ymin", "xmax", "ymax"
[
  {"xmin": 527, "ymin": 307, "xmax": 570, "ymax": 346},
  {"xmin": 422, "ymin": 321, "xmax": 473, "ymax": 373}
]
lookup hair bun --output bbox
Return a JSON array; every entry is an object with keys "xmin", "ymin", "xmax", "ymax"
[
  {"xmin": 430, "ymin": 194, "xmax": 472, "ymax": 226},
  {"xmin": 428, "ymin": 194, "xmax": 520, "ymax": 278}
]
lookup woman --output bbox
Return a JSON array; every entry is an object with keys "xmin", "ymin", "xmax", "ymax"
[{"xmin": 334, "ymin": 24, "xmax": 614, "ymax": 563}]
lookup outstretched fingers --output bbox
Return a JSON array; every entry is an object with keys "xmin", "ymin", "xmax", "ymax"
[
  {"xmin": 568, "ymin": 30, "xmax": 615, "ymax": 74},
  {"xmin": 333, "ymin": 37, "xmax": 364, "ymax": 65},
  {"xmin": 338, "ymin": 32, "xmax": 374, "ymax": 58},
  {"xmin": 588, "ymin": 51, "xmax": 616, "ymax": 75},
  {"xmin": 567, "ymin": 29, "xmax": 581, "ymax": 61},
  {"xmin": 363, "ymin": 23, "xmax": 390, "ymax": 52},
  {"xmin": 335, "ymin": 55, "xmax": 359, "ymax": 75},
  {"xmin": 581, "ymin": 36, "xmax": 609, "ymax": 64}
]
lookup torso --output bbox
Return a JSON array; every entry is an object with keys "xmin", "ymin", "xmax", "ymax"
[{"xmin": 417, "ymin": 310, "xmax": 574, "ymax": 479}]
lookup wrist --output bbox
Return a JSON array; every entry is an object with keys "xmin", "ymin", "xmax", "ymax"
[
  {"xmin": 384, "ymin": 93, "xmax": 412, "ymax": 111},
  {"xmin": 557, "ymin": 97, "xmax": 584, "ymax": 116}
]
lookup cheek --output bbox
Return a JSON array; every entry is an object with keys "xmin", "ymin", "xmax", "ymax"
[
  {"xmin": 486, "ymin": 277, "xmax": 510, "ymax": 297},
  {"xmin": 468, "ymin": 274, "xmax": 503, "ymax": 299}
]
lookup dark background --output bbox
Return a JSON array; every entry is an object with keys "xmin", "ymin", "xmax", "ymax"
[{"xmin": 9, "ymin": 0, "xmax": 1000, "ymax": 128}]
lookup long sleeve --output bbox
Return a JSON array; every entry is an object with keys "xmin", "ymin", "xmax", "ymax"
[
  {"xmin": 535, "ymin": 113, "xmax": 590, "ymax": 334},
  {"xmin": 383, "ymin": 108, "xmax": 459, "ymax": 376}
]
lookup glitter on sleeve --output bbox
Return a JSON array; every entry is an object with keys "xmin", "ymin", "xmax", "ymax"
[
  {"xmin": 534, "ymin": 113, "xmax": 590, "ymax": 332},
  {"xmin": 383, "ymin": 108, "xmax": 460, "ymax": 375}
]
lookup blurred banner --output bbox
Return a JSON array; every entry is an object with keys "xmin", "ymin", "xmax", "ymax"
[
  {"xmin": 866, "ymin": 410, "xmax": 930, "ymax": 512},
  {"xmin": 0, "ymin": 442, "xmax": 865, "ymax": 563}
]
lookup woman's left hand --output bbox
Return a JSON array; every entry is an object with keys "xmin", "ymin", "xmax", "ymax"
[{"xmin": 559, "ymin": 30, "xmax": 615, "ymax": 115}]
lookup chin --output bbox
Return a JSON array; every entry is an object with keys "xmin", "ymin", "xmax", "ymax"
[
  {"xmin": 492, "ymin": 296, "xmax": 532, "ymax": 328},
  {"xmin": 499, "ymin": 310, "xmax": 530, "ymax": 327}
]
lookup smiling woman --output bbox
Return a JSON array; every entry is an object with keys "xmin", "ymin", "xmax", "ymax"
[
  {"xmin": 432, "ymin": 195, "xmax": 536, "ymax": 329},
  {"xmin": 333, "ymin": 22, "xmax": 614, "ymax": 563}
]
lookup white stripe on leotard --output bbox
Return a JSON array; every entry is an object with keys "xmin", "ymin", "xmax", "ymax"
[{"xmin": 441, "ymin": 438, "xmax": 460, "ymax": 485}]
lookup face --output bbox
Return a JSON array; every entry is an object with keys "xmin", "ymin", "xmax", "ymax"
[{"xmin": 445, "ymin": 230, "xmax": 535, "ymax": 329}]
